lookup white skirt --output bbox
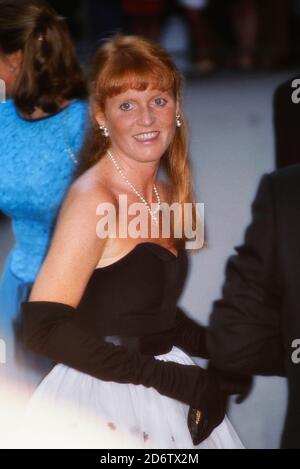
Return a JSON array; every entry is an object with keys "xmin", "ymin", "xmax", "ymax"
[{"xmin": 20, "ymin": 346, "xmax": 244, "ymax": 449}]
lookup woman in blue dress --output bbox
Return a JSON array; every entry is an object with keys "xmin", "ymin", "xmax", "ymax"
[{"xmin": 0, "ymin": 0, "xmax": 88, "ymax": 393}]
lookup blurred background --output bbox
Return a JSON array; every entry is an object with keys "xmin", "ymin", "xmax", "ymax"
[
  {"xmin": 48, "ymin": 0, "xmax": 300, "ymax": 72},
  {"xmin": 1, "ymin": 0, "xmax": 298, "ymax": 448}
]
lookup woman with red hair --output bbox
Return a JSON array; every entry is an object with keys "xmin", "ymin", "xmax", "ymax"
[{"xmin": 21, "ymin": 34, "xmax": 245, "ymax": 449}]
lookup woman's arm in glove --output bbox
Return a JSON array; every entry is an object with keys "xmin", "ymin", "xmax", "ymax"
[
  {"xmin": 173, "ymin": 306, "xmax": 209, "ymax": 359},
  {"xmin": 22, "ymin": 299, "xmax": 218, "ymax": 413}
]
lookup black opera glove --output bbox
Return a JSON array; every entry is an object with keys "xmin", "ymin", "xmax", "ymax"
[
  {"xmin": 188, "ymin": 365, "xmax": 253, "ymax": 445},
  {"xmin": 188, "ymin": 366, "xmax": 227, "ymax": 445},
  {"xmin": 21, "ymin": 301, "xmax": 229, "ymax": 429},
  {"xmin": 173, "ymin": 307, "xmax": 209, "ymax": 359}
]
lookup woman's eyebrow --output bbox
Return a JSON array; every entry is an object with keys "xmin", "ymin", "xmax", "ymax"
[{"xmin": 110, "ymin": 88, "xmax": 173, "ymax": 107}]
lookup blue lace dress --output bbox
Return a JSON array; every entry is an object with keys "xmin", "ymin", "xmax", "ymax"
[{"xmin": 0, "ymin": 99, "xmax": 88, "ymax": 391}]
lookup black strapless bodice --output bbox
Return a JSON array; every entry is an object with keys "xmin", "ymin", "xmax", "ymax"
[{"xmin": 76, "ymin": 243, "xmax": 188, "ymax": 346}]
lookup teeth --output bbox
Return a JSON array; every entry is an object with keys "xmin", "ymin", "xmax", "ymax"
[{"xmin": 134, "ymin": 132, "xmax": 159, "ymax": 141}]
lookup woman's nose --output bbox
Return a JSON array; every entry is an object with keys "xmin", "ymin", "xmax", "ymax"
[{"xmin": 137, "ymin": 106, "xmax": 155, "ymax": 126}]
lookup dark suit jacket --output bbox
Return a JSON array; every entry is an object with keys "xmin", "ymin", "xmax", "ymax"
[
  {"xmin": 207, "ymin": 164, "xmax": 300, "ymax": 449},
  {"xmin": 274, "ymin": 75, "xmax": 300, "ymax": 169}
]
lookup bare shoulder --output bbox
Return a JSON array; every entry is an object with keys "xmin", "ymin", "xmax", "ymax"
[
  {"xmin": 29, "ymin": 174, "xmax": 117, "ymax": 306},
  {"xmin": 61, "ymin": 171, "xmax": 117, "ymax": 217}
]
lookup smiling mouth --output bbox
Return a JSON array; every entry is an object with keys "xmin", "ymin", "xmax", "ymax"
[{"xmin": 133, "ymin": 131, "xmax": 160, "ymax": 142}]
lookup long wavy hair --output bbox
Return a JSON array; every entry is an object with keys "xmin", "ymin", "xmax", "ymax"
[
  {"xmin": 79, "ymin": 34, "xmax": 201, "ymax": 251},
  {"xmin": 0, "ymin": 0, "xmax": 87, "ymax": 115}
]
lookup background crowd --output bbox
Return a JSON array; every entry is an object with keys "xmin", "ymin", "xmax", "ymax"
[{"xmin": 48, "ymin": 0, "xmax": 300, "ymax": 73}]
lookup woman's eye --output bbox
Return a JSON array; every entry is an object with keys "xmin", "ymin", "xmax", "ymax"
[
  {"xmin": 154, "ymin": 98, "xmax": 167, "ymax": 106},
  {"xmin": 120, "ymin": 102, "xmax": 133, "ymax": 111}
]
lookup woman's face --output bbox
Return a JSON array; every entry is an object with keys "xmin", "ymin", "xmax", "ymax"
[
  {"xmin": 99, "ymin": 86, "xmax": 179, "ymax": 164},
  {"xmin": 0, "ymin": 51, "xmax": 22, "ymax": 96}
]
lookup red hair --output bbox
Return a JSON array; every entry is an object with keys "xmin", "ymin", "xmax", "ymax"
[{"xmin": 79, "ymin": 34, "xmax": 200, "ymax": 251}]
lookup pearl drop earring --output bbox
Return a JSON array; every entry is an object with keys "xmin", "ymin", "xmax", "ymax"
[
  {"xmin": 176, "ymin": 114, "xmax": 182, "ymax": 128},
  {"xmin": 99, "ymin": 124, "xmax": 110, "ymax": 138}
]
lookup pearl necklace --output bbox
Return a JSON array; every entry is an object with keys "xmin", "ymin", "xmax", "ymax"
[{"xmin": 107, "ymin": 150, "xmax": 161, "ymax": 225}]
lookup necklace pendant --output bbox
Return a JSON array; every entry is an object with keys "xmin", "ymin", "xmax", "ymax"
[{"xmin": 107, "ymin": 150, "xmax": 162, "ymax": 226}]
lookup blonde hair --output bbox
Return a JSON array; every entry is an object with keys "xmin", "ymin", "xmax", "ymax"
[{"xmin": 79, "ymin": 34, "xmax": 200, "ymax": 251}]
